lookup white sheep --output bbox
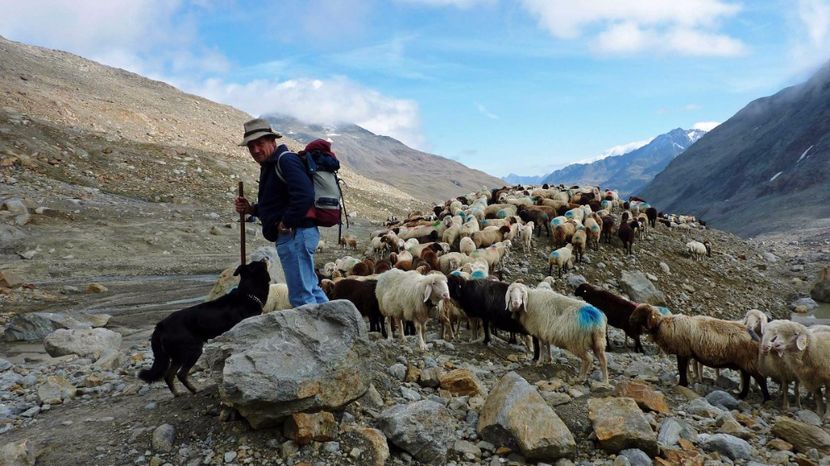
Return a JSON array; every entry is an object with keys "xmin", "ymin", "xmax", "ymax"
[
  {"xmin": 375, "ymin": 269, "xmax": 450, "ymax": 351},
  {"xmin": 548, "ymin": 244, "xmax": 574, "ymax": 277},
  {"xmin": 757, "ymin": 319, "xmax": 803, "ymax": 410},
  {"xmin": 505, "ymin": 282, "xmax": 608, "ymax": 383},
  {"xmin": 686, "ymin": 240, "xmax": 711, "ymax": 261},
  {"xmin": 459, "ymin": 236, "xmax": 476, "ymax": 255},
  {"xmin": 765, "ymin": 320, "xmax": 830, "ymax": 417},
  {"xmin": 262, "ymin": 283, "xmax": 291, "ymax": 313},
  {"xmin": 470, "ymin": 240, "xmax": 511, "ymax": 270},
  {"xmin": 520, "ymin": 221, "xmax": 534, "ymax": 252}
]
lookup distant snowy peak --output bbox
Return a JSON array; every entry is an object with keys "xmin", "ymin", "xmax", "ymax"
[
  {"xmin": 685, "ymin": 129, "xmax": 706, "ymax": 145},
  {"xmin": 580, "ymin": 138, "xmax": 654, "ymax": 164}
]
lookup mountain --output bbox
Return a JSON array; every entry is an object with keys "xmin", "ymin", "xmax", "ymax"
[
  {"xmin": 639, "ymin": 63, "xmax": 830, "ymax": 237},
  {"xmin": 264, "ymin": 115, "xmax": 503, "ymax": 204},
  {"xmin": 502, "ymin": 173, "xmax": 545, "ymax": 185},
  {"xmin": 509, "ymin": 128, "xmax": 704, "ymax": 196}
]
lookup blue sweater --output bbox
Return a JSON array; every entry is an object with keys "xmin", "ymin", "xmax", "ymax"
[{"xmin": 255, "ymin": 144, "xmax": 315, "ymax": 241}]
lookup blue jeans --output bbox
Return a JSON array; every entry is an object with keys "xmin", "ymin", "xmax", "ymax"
[{"xmin": 276, "ymin": 226, "xmax": 329, "ymax": 307}]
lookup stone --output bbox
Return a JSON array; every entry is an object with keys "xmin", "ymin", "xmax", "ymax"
[
  {"xmin": 683, "ymin": 398, "xmax": 724, "ymax": 418},
  {"xmin": 587, "ymin": 397, "xmax": 657, "ymax": 456},
  {"xmin": 344, "ymin": 427, "xmax": 389, "ymax": 466},
  {"xmin": 657, "ymin": 448, "xmax": 704, "ymax": 466},
  {"xmin": 0, "ymin": 271, "xmax": 23, "ymax": 289},
  {"xmin": 705, "ymin": 390, "xmax": 739, "ymax": 411},
  {"xmin": 152, "ymin": 424, "xmax": 175, "ymax": 452},
  {"xmin": 400, "ymin": 386, "xmax": 421, "ymax": 401},
  {"xmin": 0, "ymin": 358, "xmax": 11, "ymax": 371},
  {"xmin": 790, "ymin": 297, "xmax": 818, "ymax": 311},
  {"xmin": 718, "ymin": 419, "xmax": 751, "ymax": 440},
  {"xmin": 566, "ymin": 274, "xmax": 587, "ymax": 288},
  {"xmin": 0, "ymin": 439, "xmax": 37, "ymax": 466},
  {"xmin": 613, "ymin": 380, "xmax": 668, "ymax": 413},
  {"xmin": 809, "ymin": 266, "xmax": 830, "ymax": 303},
  {"xmin": 795, "ymin": 409, "xmax": 823, "ymax": 427},
  {"xmin": 763, "ymin": 252, "xmax": 779, "ymax": 263},
  {"xmin": 671, "ymin": 385, "xmax": 700, "ymax": 400},
  {"xmin": 770, "ymin": 416, "xmax": 830, "ymax": 455},
  {"xmin": 619, "ymin": 271, "xmax": 666, "ymax": 305},
  {"xmin": 93, "ymin": 350, "xmax": 123, "ymax": 370},
  {"xmin": 478, "ymin": 372, "xmax": 576, "ymax": 461},
  {"xmin": 43, "ymin": 328, "xmax": 122, "ymax": 360},
  {"xmin": 85, "ymin": 283, "xmax": 108, "ymax": 293},
  {"xmin": 657, "ymin": 418, "xmax": 698, "ymax": 447},
  {"xmin": 419, "ymin": 367, "xmax": 444, "ymax": 388},
  {"xmin": 388, "ymin": 363, "xmax": 407, "ymax": 381},
  {"xmin": 698, "ymin": 433, "xmax": 752, "ymax": 460},
  {"xmin": 659, "ymin": 262, "xmax": 671, "ymax": 274},
  {"xmin": 378, "ymin": 400, "xmax": 457, "ymax": 464},
  {"xmin": 453, "ymin": 439, "xmax": 482, "ymax": 459},
  {"xmin": 37, "ymin": 375, "xmax": 76, "ymax": 404},
  {"xmin": 619, "ymin": 448, "xmax": 652, "ymax": 466},
  {"xmin": 202, "ymin": 301, "xmax": 371, "ymax": 429},
  {"xmin": 3, "ymin": 312, "xmax": 92, "ymax": 342},
  {"xmin": 439, "ymin": 369, "xmax": 487, "ymax": 396},
  {"xmin": 283, "ymin": 412, "xmax": 337, "ymax": 445},
  {"xmin": 359, "ymin": 384, "xmax": 385, "ymax": 410},
  {"xmin": 767, "ymin": 438, "xmax": 793, "ymax": 451}
]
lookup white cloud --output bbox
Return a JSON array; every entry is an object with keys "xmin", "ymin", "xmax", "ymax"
[
  {"xmin": 186, "ymin": 76, "xmax": 425, "ymax": 149},
  {"xmin": 397, "ymin": 0, "xmax": 496, "ymax": 8},
  {"xmin": 684, "ymin": 103, "xmax": 703, "ymax": 111},
  {"xmin": 790, "ymin": 0, "xmax": 830, "ymax": 72},
  {"xmin": 692, "ymin": 121, "xmax": 721, "ymax": 131},
  {"xmin": 520, "ymin": 0, "xmax": 745, "ymax": 56},
  {"xmin": 475, "ymin": 103, "xmax": 500, "ymax": 120}
]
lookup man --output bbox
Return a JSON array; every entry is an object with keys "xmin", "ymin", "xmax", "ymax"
[{"xmin": 234, "ymin": 118, "xmax": 328, "ymax": 307}]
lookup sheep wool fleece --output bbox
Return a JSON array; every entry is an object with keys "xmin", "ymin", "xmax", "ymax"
[{"xmin": 277, "ymin": 226, "xmax": 328, "ymax": 307}]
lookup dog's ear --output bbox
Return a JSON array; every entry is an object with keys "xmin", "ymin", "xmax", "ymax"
[{"xmin": 233, "ymin": 264, "xmax": 244, "ymax": 277}]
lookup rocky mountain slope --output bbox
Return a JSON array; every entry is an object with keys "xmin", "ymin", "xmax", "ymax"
[
  {"xmin": 264, "ymin": 115, "xmax": 504, "ymax": 204},
  {"xmin": 639, "ymin": 63, "xmax": 830, "ymax": 237},
  {"xmin": 504, "ymin": 128, "xmax": 705, "ymax": 197}
]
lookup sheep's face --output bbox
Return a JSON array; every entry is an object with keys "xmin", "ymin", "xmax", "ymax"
[
  {"xmin": 322, "ymin": 262, "xmax": 337, "ymax": 278},
  {"xmin": 423, "ymin": 276, "xmax": 450, "ymax": 304},
  {"xmin": 504, "ymin": 284, "xmax": 527, "ymax": 314}
]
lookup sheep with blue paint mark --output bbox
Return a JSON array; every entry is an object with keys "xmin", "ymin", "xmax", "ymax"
[
  {"xmin": 505, "ymin": 281, "xmax": 608, "ymax": 382},
  {"xmin": 548, "ymin": 243, "xmax": 574, "ymax": 277}
]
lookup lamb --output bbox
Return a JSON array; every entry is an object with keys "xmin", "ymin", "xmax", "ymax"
[
  {"xmin": 505, "ymin": 282, "xmax": 608, "ymax": 382},
  {"xmin": 339, "ymin": 233, "xmax": 359, "ymax": 250},
  {"xmin": 437, "ymin": 298, "xmax": 467, "ymax": 341},
  {"xmin": 548, "ymin": 244, "xmax": 574, "ymax": 277},
  {"xmin": 686, "ymin": 240, "xmax": 711, "ymax": 260},
  {"xmin": 459, "ymin": 236, "xmax": 476, "ymax": 255},
  {"xmin": 520, "ymin": 221, "xmax": 534, "ymax": 252},
  {"xmin": 262, "ymin": 283, "xmax": 291, "ymax": 313},
  {"xmin": 618, "ymin": 221, "xmax": 635, "ymax": 255},
  {"xmin": 375, "ymin": 269, "xmax": 451, "ymax": 351},
  {"xmin": 329, "ymin": 278, "xmax": 386, "ymax": 337},
  {"xmin": 629, "ymin": 304, "xmax": 770, "ymax": 401},
  {"xmin": 764, "ymin": 320, "xmax": 830, "ymax": 416},
  {"xmin": 600, "ymin": 215, "xmax": 616, "ymax": 244},
  {"xmin": 574, "ymin": 283, "xmax": 644, "ymax": 352},
  {"xmin": 571, "ymin": 229, "xmax": 587, "ymax": 263}
]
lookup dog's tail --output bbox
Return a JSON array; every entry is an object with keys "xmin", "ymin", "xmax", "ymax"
[{"xmin": 137, "ymin": 325, "xmax": 169, "ymax": 383}]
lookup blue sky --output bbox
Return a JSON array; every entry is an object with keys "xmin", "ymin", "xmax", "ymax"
[{"xmin": 1, "ymin": 0, "xmax": 829, "ymax": 177}]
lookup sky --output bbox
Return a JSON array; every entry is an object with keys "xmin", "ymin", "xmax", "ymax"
[{"xmin": 1, "ymin": 0, "xmax": 829, "ymax": 178}]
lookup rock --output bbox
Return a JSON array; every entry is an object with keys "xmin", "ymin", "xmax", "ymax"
[
  {"xmin": 388, "ymin": 363, "xmax": 407, "ymax": 381},
  {"xmin": 698, "ymin": 433, "xmax": 752, "ymax": 460},
  {"xmin": 657, "ymin": 418, "xmax": 698, "ymax": 447},
  {"xmin": 718, "ymin": 419, "xmax": 751, "ymax": 440},
  {"xmin": 659, "ymin": 262, "xmax": 670, "ymax": 274},
  {"xmin": 566, "ymin": 274, "xmax": 587, "ymax": 288},
  {"xmin": 770, "ymin": 416, "xmax": 830, "ymax": 455},
  {"xmin": 790, "ymin": 297, "xmax": 818, "ymax": 311},
  {"xmin": 0, "ymin": 359, "xmax": 11, "ymax": 371},
  {"xmin": 587, "ymin": 397, "xmax": 657, "ymax": 456},
  {"xmin": 419, "ymin": 367, "xmax": 444, "ymax": 388},
  {"xmin": 656, "ymin": 448, "xmax": 704, "ymax": 466},
  {"xmin": 682, "ymin": 398, "xmax": 724, "ymax": 418},
  {"xmin": 453, "ymin": 439, "xmax": 482, "ymax": 459},
  {"xmin": 202, "ymin": 300, "xmax": 370, "ymax": 429},
  {"xmin": 85, "ymin": 283, "xmax": 108, "ymax": 293},
  {"xmin": 763, "ymin": 252, "xmax": 779, "ymax": 263},
  {"xmin": 613, "ymin": 380, "xmax": 668, "ymax": 413},
  {"xmin": 809, "ymin": 266, "xmax": 830, "ymax": 303},
  {"xmin": 619, "ymin": 448, "xmax": 652, "ymax": 466},
  {"xmin": 400, "ymin": 386, "xmax": 421, "ymax": 401},
  {"xmin": 152, "ymin": 424, "xmax": 176, "ymax": 452},
  {"xmin": 93, "ymin": 350, "xmax": 123, "ymax": 370},
  {"xmin": 283, "ymin": 412, "xmax": 337, "ymax": 445},
  {"xmin": 705, "ymin": 390, "xmax": 739, "ymax": 410},
  {"xmin": 619, "ymin": 271, "xmax": 666, "ymax": 305},
  {"xmin": 0, "ymin": 438, "xmax": 37, "ymax": 465},
  {"xmin": 439, "ymin": 369, "xmax": 487, "ymax": 396},
  {"xmin": 795, "ymin": 409, "xmax": 823, "ymax": 427},
  {"xmin": 344, "ymin": 427, "xmax": 389, "ymax": 466},
  {"xmin": 37, "ymin": 375, "xmax": 76, "ymax": 404},
  {"xmin": 43, "ymin": 328, "xmax": 122, "ymax": 359},
  {"xmin": 0, "ymin": 270, "xmax": 23, "ymax": 289},
  {"xmin": 359, "ymin": 384, "xmax": 385, "ymax": 410},
  {"xmin": 378, "ymin": 400, "xmax": 457, "ymax": 464},
  {"xmin": 3, "ymin": 312, "xmax": 92, "ymax": 342},
  {"xmin": 478, "ymin": 372, "xmax": 576, "ymax": 461}
]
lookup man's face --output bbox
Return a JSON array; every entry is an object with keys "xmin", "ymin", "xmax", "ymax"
[{"xmin": 247, "ymin": 137, "xmax": 277, "ymax": 164}]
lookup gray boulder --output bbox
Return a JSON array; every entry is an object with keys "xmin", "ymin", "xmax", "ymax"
[
  {"xmin": 3, "ymin": 312, "xmax": 92, "ymax": 342},
  {"xmin": 203, "ymin": 300, "xmax": 370, "ymax": 429},
  {"xmin": 619, "ymin": 271, "xmax": 666, "ymax": 305},
  {"xmin": 705, "ymin": 390, "xmax": 739, "ymax": 411},
  {"xmin": 478, "ymin": 371, "xmax": 576, "ymax": 461},
  {"xmin": 378, "ymin": 400, "xmax": 457, "ymax": 464},
  {"xmin": 43, "ymin": 328, "xmax": 122, "ymax": 360},
  {"xmin": 699, "ymin": 433, "xmax": 752, "ymax": 460},
  {"xmin": 587, "ymin": 397, "xmax": 657, "ymax": 456}
]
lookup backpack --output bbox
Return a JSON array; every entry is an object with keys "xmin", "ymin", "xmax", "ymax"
[{"xmin": 275, "ymin": 139, "xmax": 348, "ymax": 230}]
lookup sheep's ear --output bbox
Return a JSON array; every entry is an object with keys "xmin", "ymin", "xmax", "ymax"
[
  {"xmin": 504, "ymin": 289, "xmax": 511, "ymax": 311},
  {"xmin": 233, "ymin": 264, "xmax": 244, "ymax": 276},
  {"xmin": 796, "ymin": 333, "xmax": 808, "ymax": 351},
  {"xmin": 522, "ymin": 288, "xmax": 528, "ymax": 313},
  {"xmin": 423, "ymin": 283, "xmax": 432, "ymax": 303}
]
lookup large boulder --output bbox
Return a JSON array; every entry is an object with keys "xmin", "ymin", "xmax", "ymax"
[
  {"xmin": 810, "ymin": 266, "xmax": 830, "ymax": 303},
  {"xmin": 770, "ymin": 416, "xmax": 830, "ymax": 455},
  {"xmin": 478, "ymin": 371, "xmax": 576, "ymax": 461},
  {"xmin": 203, "ymin": 300, "xmax": 370, "ymax": 429},
  {"xmin": 613, "ymin": 380, "xmax": 668, "ymax": 413},
  {"xmin": 3, "ymin": 312, "xmax": 92, "ymax": 342},
  {"xmin": 378, "ymin": 400, "xmax": 457, "ymax": 465},
  {"xmin": 619, "ymin": 271, "xmax": 666, "ymax": 305},
  {"xmin": 43, "ymin": 328, "xmax": 122, "ymax": 360},
  {"xmin": 588, "ymin": 397, "xmax": 657, "ymax": 456}
]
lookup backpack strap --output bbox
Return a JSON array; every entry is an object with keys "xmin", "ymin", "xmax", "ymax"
[{"xmin": 274, "ymin": 150, "xmax": 294, "ymax": 182}]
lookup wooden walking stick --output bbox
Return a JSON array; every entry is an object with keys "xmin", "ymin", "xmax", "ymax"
[{"xmin": 238, "ymin": 181, "xmax": 246, "ymax": 266}]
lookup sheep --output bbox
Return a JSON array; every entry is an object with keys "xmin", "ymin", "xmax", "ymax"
[
  {"xmin": 505, "ymin": 282, "xmax": 608, "ymax": 383},
  {"xmin": 600, "ymin": 215, "xmax": 616, "ymax": 244},
  {"xmin": 574, "ymin": 283, "xmax": 644, "ymax": 353},
  {"xmin": 686, "ymin": 240, "xmax": 711, "ymax": 261},
  {"xmin": 262, "ymin": 283, "xmax": 291, "ymax": 313},
  {"xmin": 520, "ymin": 221, "xmax": 534, "ymax": 252},
  {"xmin": 552, "ymin": 221, "xmax": 577, "ymax": 248},
  {"xmin": 437, "ymin": 298, "xmax": 467, "ymax": 341},
  {"xmin": 393, "ymin": 250, "xmax": 414, "ymax": 270},
  {"xmin": 438, "ymin": 252, "xmax": 474, "ymax": 274},
  {"xmin": 335, "ymin": 256, "xmax": 362, "ymax": 275},
  {"xmin": 571, "ymin": 229, "xmax": 587, "ymax": 263},
  {"xmin": 375, "ymin": 269, "xmax": 451, "ymax": 351},
  {"xmin": 764, "ymin": 320, "xmax": 830, "ymax": 416},
  {"xmin": 618, "ymin": 221, "xmax": 635, "ymax": 255},
  {"xmin": 629, "ymin": 304, "xmax": 770, "ymax": 401},
  {"xmin": 471, "ymin": 225, "xmax": 511, "ymax": 248},
  {"xmin": 756, "ymin": 319, "xmax": 802, "ymax": 411},
  {"xmin": 329, "ymin": 279, "xmax": 386, "ymax": 337},
  {"xmin": 583, "ymin": 217, "xmax": 602, "ymax": 250},
  {"xmin": 470, "ymin": 240, "xmax": 512, "ymax": 271},
  {"xmin": 339, "ymin": 233, "xmax": 359, "ymax": 250},
  {"xmin": 548, "ymin": 244, "xmax": 574, "ymax": 278},
  {"xmin": 646, "ymin": 207, "xmax": 657, "ymax": 228},
  {"xmin": 459, "ymin": 236, "xmax": 476, "ymax": 255},
  {"xmin": 693, "ymin": 309, "xmax": 770, "ymax": 383}
]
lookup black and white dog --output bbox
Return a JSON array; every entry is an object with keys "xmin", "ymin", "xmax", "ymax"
[{"xmin": 137, "ymin": 260, "xmax": 270, "ymax": 396}]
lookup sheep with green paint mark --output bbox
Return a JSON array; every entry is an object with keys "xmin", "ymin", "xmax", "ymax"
[{"xmin": 505, "ymin": 281, "xmax": 608, "ymax": 382}]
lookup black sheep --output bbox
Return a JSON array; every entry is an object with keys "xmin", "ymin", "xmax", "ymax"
[
  {"xmin": 618, "ymin": 221, "xmax": 635, "ymax": 255},
  {"xmin": 646, "ymin": 207, "xmax": 657, "ymax": 228},
  {"xmin": 329, "ymin": 279, "xmax": 386, "ymax": 337},
  {"xmin": 574, "ymin": 283, "xmax": 644, "ymax": 352}
]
